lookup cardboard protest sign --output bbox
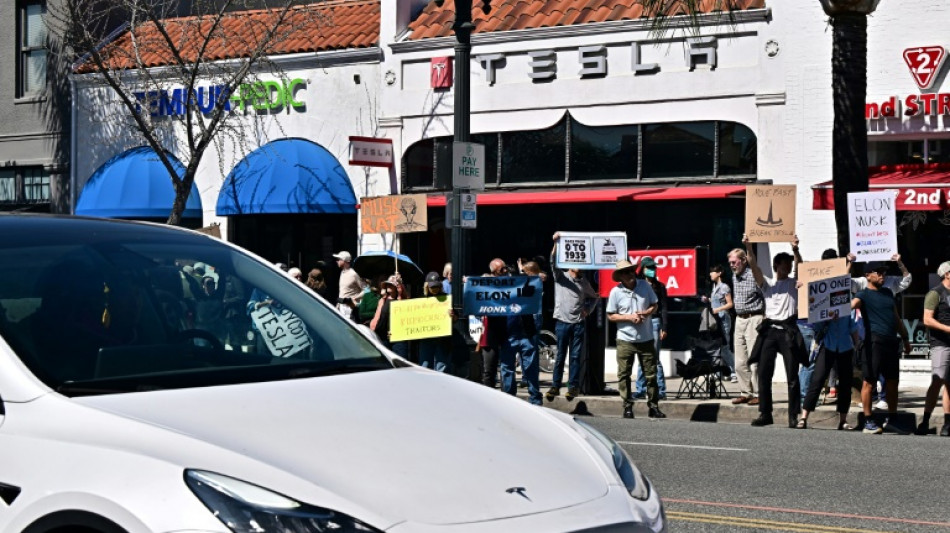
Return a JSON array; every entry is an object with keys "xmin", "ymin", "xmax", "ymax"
[
  {"xmin": 597, "ymin": 248, "xmax": 698, "ymax": 298},
  {"xmin": 806, "ymin": 275, "xmax": 852, "ymax": 323},
  {"xmin": 250, "ymin": 302, "xmax": 312, "ymax": 358},
  {"xmin": 555, "ymin": 231, "xmax": 627, "ymax": 269},
  {"xmin": 796, "ymin": 258, "xmax": 849, "ymax": 317},
  {"xmin": 389, "ymin": 295, "xmax": 452, "ymax": 342},
  {"xmin": 463, "ymin": 276, "xmax": 543, "ymax": 316},
  {"xmin": 745, "ymin": 185, "xmax": 796, "ymax": 242},
  {"xmin": 847, "ymin": 191, "xmax": 898, "ymax": 262},
  {"xmin": 361, "ymin": 194, "xmax": 428, "ymax": 234}
]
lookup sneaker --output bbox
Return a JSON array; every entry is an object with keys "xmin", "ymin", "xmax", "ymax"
[
  {"xmin": 545, "ymin": 387, "xmax": 560, "ymax": 402},
  {"xmin": 827, "ymin": 387, "xmax": 837, "ymax": 400},
  {"xmin": 750, "ymin": 414, "xmax": 773, "ymax": 426},
  {"xmin": 863, "ymin": 420, "xmax": 883, "ymax": 434},
  {"xmin": 565, "ymin": 387, "xmax": 579, "ymax": 401},
  {"xmin": 622, "ymin": 405, "xmax": 634, "ymax": 419},
  {"xmin": 730, "ymin": 374, "xmax": 739, "ymax": 383},
  {"xmin": 941, "ymin": 422, "xmax": 950, "ymax": 437},
  {"xmin": 873, "ymin": 400, "xmax": 888, "ymax": 410},
  {"xmin": 837, "ymin": 422, "xmax": 856, "ymax": 431}
]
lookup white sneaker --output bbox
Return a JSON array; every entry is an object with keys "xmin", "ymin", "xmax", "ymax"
[
  {"xmin": 730, "ymin": 375, "xmax": 738, "ymax": 383},
  {"xmin": 874, "ymin": 400, "xmax": 888, "ymax": 410}
]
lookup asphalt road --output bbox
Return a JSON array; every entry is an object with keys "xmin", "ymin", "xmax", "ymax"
[{"xmin": 587, "ymin": 416, "xmax": 950, "ymax": 532}]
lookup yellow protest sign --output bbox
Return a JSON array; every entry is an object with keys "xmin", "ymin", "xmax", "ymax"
[{"xmin": 389, "ymin": 295, "xmax": 452, "ymax": 341}]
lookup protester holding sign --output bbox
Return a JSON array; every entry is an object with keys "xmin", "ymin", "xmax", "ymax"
[
  {"xmin": 370, "ymin": 275, "xmax": 409, "ymax": 359},
  {"xmin": 415, "ymin": 272, "xmax": 452, "ymax": 373},
  {"xmin": 508, "ymin": 261, "xmax": 544, "ymax": 406}
]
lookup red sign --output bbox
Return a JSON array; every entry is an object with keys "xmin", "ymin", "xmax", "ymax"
[
  {"xmin": 598, "ymin": 248, "xmax": 698, "ymax": 298},
  {"xmin": 888, "ymin": 187, "xmax": 945, "ymax": 211},
  {"xmin": 431, "ymin": 57, "xmax": 453, "ymax": 89},
  {"xmin": 903, "ymin": 46, "xmax": 946, "ymax": 90},
  {"xmin": 349, "ymin": 136, "xmax": 393, "ymax": 167}
]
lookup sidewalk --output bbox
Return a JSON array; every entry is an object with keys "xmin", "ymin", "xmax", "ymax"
[{"xmin": 521, "ymin": 373, "xmax": 943, "ymax": 432}]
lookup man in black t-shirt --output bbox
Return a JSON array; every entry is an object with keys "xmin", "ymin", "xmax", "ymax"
[
  {"xmin": 851, "ymin": 261, "xmax": 912, "ymax": 435},
  {"xmin": 916, "ymin": 261, "xmax": 950, "ymax": 436}
]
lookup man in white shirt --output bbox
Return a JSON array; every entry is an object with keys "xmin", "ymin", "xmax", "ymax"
[
  {"xmin": 745, "ymin": 235, "xmax": 807, "ymax": 428},
  {"xmin": 334, "ymin": 251, "xmax": 365, "ymax": 321}
]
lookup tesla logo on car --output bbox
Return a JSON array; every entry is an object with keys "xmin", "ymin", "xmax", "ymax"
[
  {"xmin": 903, "ymin": 46, "xmax": 947, "ymax": 90},
  {"xmin": 506, "ymin": 487, "xmax": 531, "ymax": 501}
]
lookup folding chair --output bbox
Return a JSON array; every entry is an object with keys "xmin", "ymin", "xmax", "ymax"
[
  {"xmin": 675, "ymin": 357, "xmax": 716, "ymax": 399},
  {"xmin": 689, "ymin": 333, "xmax": 733, "ymax": 399}
]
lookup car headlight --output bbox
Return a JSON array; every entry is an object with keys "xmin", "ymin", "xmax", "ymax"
[
  {"xmin": 574, "ymin": 419, "xmax": 652, "ymax": 501},
  {"xmin": 184, "ymin": 470, "xmax": 381, "ymax": 533}
]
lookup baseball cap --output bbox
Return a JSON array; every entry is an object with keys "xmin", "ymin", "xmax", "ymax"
[
  {"xmin": 864, "ymin": 260, "xmax": 889, "ymax": 273},
  {"xmin": 425, "ymin": 271, "xmax": 442, "ymax": 288},
  {"xmin": 639, "ymin": 256, "xmax": 657, "ymax": 269},
  {"xmin": 332, "ymin": 251, "xmax": 352, "ymax": 262},
  {"xmin": 937, "ymin": 261, "xmax": 950, "ymax": 277}
]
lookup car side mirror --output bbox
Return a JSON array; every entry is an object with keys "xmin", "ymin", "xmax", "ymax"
[{"xmin": 0, "ymin": 392, "xmax": 5, "ymax": 415}]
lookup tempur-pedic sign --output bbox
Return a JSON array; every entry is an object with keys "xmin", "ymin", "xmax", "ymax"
[{"xmin": 131, "ymin": 78, "xmax": 306, "ymax": 117}]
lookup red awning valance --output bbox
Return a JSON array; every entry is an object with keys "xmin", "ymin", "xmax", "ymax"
[
  {"xmin": 812, "ymin": 163, "xmax": 950, "ymax": 210},
  {"xmin": 426, "ymin": 185, "xmax": 745, "ymax": 207}
]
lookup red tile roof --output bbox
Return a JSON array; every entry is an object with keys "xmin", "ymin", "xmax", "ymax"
[
  {"xmin": 77, "ymin": 0, "xmax": 379, "ymax": 73},
  {"xmin": 408, "ymin": 0, "xmax": 766, "ymax": 40}
]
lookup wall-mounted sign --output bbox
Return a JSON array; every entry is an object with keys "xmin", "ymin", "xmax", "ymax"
[
  {"xmin": 360, "ymin": 194, "xmax": 428, "ymax": 234},
  {"xmin": 555, "ymin": 231, "xmax": 627, "ymax": 270},
  {"xmin": 453, "ymin": 142, "xmax": 485, "ymax": 190},
  {"xmin": 349, "ymin": 136, "xmax": 394, "ymax": 167},
  {"xmin": 431, "ymin": 57, "xmax": 453, "ymax": 89},
  {"xmin": 745, "ymin": 185, "xmax": 796, "ymax": 242},
  {"xmin": 903, "ymin": 46, "xmax": 947, "ymax": 90},
  {"xmin": 132, "ymin": 78, "xmax": 307, "ymax": 117},
  {"xmin": 847, "ymin": 191, "xmax": 898, "ymax": 262}
]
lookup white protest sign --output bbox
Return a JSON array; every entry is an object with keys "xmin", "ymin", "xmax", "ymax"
[
  {"xmin": 556, "ymin": 231, "xmax": 627, "ymax": 269},
  {"xmin": 848, "ymin": 191, "xmax": 898, "ymax": 262},
  {"xmin": 806, "ymin": 275, "xmax": 852, "ymax": 323},
  {"xmin": 251, "ymin": 302, "xmax": 312, "ymax": 358}
]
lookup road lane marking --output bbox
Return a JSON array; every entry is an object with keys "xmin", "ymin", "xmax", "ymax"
[
  {"xmin": 617, "ymin": 441, "xmax": 749, "ymax": 452},
  {"xmin": 667, "ymin": 511, "xmax": 894, "ymax": 533},
  {"xmin": 666, "ymin": 498, "xmax": 950, "ymax": 528}
]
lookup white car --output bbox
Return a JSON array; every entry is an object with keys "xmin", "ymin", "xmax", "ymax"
[{"xmin": 0, "ymin": 215, "xmax": 665, "ymax": 533}]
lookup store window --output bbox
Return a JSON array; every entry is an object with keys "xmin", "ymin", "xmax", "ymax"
[
  {"xmin": 570, "ymin": 119, "xmax": 637, "ymax": 182},
  {"xmin": 24, "ymin": 168, "xmax": 50, "ymax": 201},
  {"xmin": 0, "ymin": 166, "xmax": 50, "ymax": 205},
  {"xmin": 641, "ymin": 121, "xmax": 715, "ymax": 179},
  {"xmin": 401, "ymin": 116, "xmax": 756, "ymax": 191},
  {"xmin": 868, "ymin": 140, "xmax": 925, "ymax": 166},
  {"xmin": 18, "ymin": 0, "xmax": 48, "ymax": 98},
  {"xmin": 718, "ymin": 122, "xmax": 757, "ymax": 175},
  {"xmin": 500, "ymin": 120, "xmax": 566, "ymax": 184}
]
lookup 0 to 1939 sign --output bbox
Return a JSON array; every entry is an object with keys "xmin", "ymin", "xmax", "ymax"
[{"xmin": 555, "ymin": 231, "xmax": 627, "ymax": 269}]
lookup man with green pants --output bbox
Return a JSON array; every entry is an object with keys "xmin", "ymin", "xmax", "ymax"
[{"xmin": 607, "ymin": 259, "xmax": 664, "ymax": 419}]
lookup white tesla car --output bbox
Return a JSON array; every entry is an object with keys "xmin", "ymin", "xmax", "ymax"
[{"xmin": 0, "ymin": 215, "xmax": 665, "ymax": 533}]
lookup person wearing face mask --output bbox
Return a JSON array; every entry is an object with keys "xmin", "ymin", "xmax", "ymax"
[{"xmin": 633, "ymin": 257, "xmax": 668, "ymax": 400}]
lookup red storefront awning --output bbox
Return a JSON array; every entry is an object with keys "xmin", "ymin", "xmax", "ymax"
[
  {"xmin": 812, "ymin": 163, "xmax": 950, "ymax": 210},
  {"xmin": 426, "ymin": 185, "xmax": 745, "ymax": 207}
]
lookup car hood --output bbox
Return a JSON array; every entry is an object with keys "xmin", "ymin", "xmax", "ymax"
[{"xmin": 74, "ymin": 367, "xmax": 611, "ymax": 525}]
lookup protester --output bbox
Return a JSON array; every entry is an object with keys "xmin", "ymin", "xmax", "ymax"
[
  {"xmin": 746, "ymin": 234, "xmax": 806, "ymax": 428},
  {"xmin": 287, "ymin": 267, "xmax": 302, "ymax": 282},
  {"xmin": 357, "ymin": 274, "xmax": 386, "ymax": 327},
  {"xmin": 306, "ymin": 264, "xmax": 330, "ymax": 300},
  {"xmin": 729, "ymin": 246, "xmax": 765, "ymax": 405},
  {"xmin": 634, "ymin": 256, "xmax": 668, "ymax": 400},
  {"xmin": 334, "ymin": 251, "xmax": 365, "ymax": 321},
  {"xmin": 442, "ymin": 262, "xmax": 452, "ymax": 294},
  {"xmin": 798, "ymin": 248, "xmax": 841, "ymax": 400},
  {"xmin": 547, "ymin": 233, "xmax": 600, "ymax": 402},
  {"xmin": 507, "ymin": 261, "xmax": 543, "ymax": 405},
  {"xmin": 916, "ymin": 261, "xmax": 950, "ymax": 436},
  {"xmin": 480, "ymin": 259, "xmax": 511, "ymax": 391},
  {"xmin": 797, "ymin": 307, "xmax": 859, "ymax": 430},
  {"xmin": 852, "ymin": 260, "xmax": 912, "ymax": 434},
  {"xmin": 370, "ymin": 274, "xmax": 408, "ymax": 358},
  {"xmin": 607, "ymin": 259, "xmax": 664, "ymax": 419},
  {"xmin": 702, "ymin": 264, "xmax": 736, "ymax": 381},
  {"xmin": 418, "ymin": 272, "xmax": 452, "ymax": 373}
]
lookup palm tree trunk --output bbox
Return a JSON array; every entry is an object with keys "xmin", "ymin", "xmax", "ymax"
[{"xmin": 831, "ymin": 12, "xmax": 870, "ymax": 256}]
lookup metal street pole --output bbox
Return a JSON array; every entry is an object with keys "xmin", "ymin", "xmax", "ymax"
[{"xmin": 446, "ymin": 0, "xmax": 474, "ymax": 365}]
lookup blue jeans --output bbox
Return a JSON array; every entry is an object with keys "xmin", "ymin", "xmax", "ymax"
[
  {"xmin": 797, "ymin": 322, "xmax": 816, "ymax": 398},
  {"xmin": 505, "ymin": 335, "xmax": 542, "ymax": 405},
  {"xmin": 718, "ymin": 313, "xmax": 736, "ymax": 374},
  {"xmin": 418, "ymin": 338, "xmax": 450, "ymax": 373},
  {"xmin": 553, "ymin": 320, "xmax": 584, "ymax": 389},
  {"xmin": 636, "ymin": 318, "xmax": 666, "ymax": 396}
]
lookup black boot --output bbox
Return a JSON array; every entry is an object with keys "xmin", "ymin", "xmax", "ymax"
[
  {"xmin": 622, "ymin": 405, "xmax": 634, "ymax": 419},
  {"xmin": 751, "ymin": 414, "xmax": 773, "ymax": 427},
  {"xmin": 648, "ymin": 407, "xmax": 666, "ymax": 419}
]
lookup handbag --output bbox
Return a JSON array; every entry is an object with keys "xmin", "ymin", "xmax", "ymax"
[{"xmin": 699, "ymin": 307, "xmax": 720, "ymax": 333}]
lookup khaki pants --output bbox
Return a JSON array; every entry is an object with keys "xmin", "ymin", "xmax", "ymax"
[
  {"xmin": 734, "ymin": 314, "xmax": 763, "ymax": 397},
  {"xmin": 617, "ymin": 339, "xmax": 659, "ymax": 408}
]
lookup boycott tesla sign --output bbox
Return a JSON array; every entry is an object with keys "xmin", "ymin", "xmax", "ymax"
[
  {"xmin": 597, "ymin": 248, "xmax": 697, "ymax": 298},
  {"xmin": 131, "ymin": 78, "xmax": 307, "ymax": 118}
]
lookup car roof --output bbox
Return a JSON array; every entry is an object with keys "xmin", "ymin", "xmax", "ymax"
[{"xmin": 0, "ymin": 213, "xmax": 210, "ymax": 246}]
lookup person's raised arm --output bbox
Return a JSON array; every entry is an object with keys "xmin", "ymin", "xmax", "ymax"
[
  {"xmin": 791, "ymin": 234, "xmax": 803, "ymax": 279},
  {"xmin": 743, "ymin": 234, "xmax": 765, "ymax": 287}
]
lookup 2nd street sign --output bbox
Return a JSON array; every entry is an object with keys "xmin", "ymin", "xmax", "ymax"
[
  {"xmin": 453, "ymin": 142, "xmax": 485, "ymax": 190},
  {"xmin": 903, "ymin": 46, "xmax": 947, "ymax": 90}
]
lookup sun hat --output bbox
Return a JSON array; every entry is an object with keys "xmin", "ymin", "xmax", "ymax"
[{"xmin": 612, "ymin": 259, "xmax": 638, "ymax": 282}]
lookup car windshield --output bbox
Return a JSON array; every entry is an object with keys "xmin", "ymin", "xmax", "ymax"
[{"xmin": 0, "ymin": 218, "xmax": 391, "ymax": 396}]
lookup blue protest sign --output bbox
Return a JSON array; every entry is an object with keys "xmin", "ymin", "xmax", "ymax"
[{"xmin": 463, "ymin": 276, "xmax": 543, "ymax": 316}]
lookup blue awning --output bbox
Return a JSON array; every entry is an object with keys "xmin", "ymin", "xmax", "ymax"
[
  {"xmin": 76, "ymin": 147, "xmax": 203, "ymax": 219},
  {"xmin": 216, "ymin": 138, "xmax": 357, "ymax": 216}
]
